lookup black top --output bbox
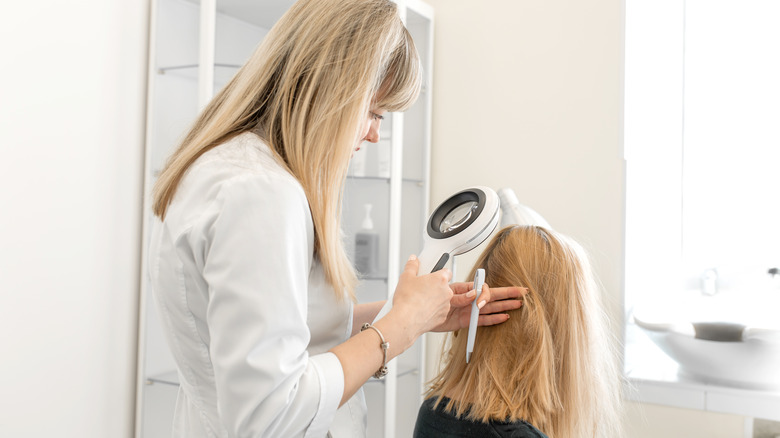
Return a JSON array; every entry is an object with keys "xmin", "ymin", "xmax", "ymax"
[{"xmin": 413, "ymin": 397, "xmax": 549, "ymax": 438}]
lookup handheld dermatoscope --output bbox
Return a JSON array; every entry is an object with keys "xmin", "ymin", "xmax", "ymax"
[
  {"xmin": 373, "ymin": 186, "xmax": 500, "ymax": 322},
  {"xmin": 466, "ymin": 268, "xmax": 485, "ymax": 363}
]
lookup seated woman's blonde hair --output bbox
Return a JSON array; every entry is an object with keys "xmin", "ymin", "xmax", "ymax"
[{"xmin": 426, "ymin": 225, "xmax": 623, "ymax": 437}]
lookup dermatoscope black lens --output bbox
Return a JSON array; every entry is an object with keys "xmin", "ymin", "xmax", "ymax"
[
  {"xmin": 427, "ymin": 189, "xmax": 486, "ymax": 240},
  {"xmin": 439, "ymin": 201, "xmax": 479, "ymax": 233}
]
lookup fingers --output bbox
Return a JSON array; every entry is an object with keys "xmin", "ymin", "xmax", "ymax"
[
  {"xmin": 450, "ymin": 283, "xmax": 527, "ymax": 308},
  {"xmin": 422, "ymin": 268, "xmax": 453, "ymax": 288},
  {"xmin": 402, "ymin": 254, "xmax": 453, "ymax": 284},
  {"xmin": 426, "ymin": 270, "xmax": 454, "ymax": 330},
  {"xmin": 475, "ymin": 283, "xmax": 491, "ymax": 309},
  {"xmin": 435, "ymin": 268, "xmax": 453, "ymax": 284},
  {"xmin": 474, "ymin": 284, "xmax": 524, "ymax": 327},
  {"xmin": 477, "ymin": 284, "xmax": 524, "ymax": 314},
  {"xmin": 432, "ymin": 280, "xmax": 528, "ymax": 333},
  {"xmin": 489, "ymin": 286, "xmax": 528, "ymax": 300},
  {"xmin": 448, "ymin": 281, "xmax": 473, "ymax": 295},
  {"xmin": 480, "ymin": 298, "xmax": 522, "ymax": 315},
  {"xmin": 450, "ymin": 282, "xmax": 527, "ymax": 295},
  {"xmin": 456, "ymin": 283, "xmax": 495, "ymax": 311},
  {"xmin": 450, "ymin": 288, "xmax": 477, "ymax": 307},
  {"xmin": 448, "ymin": 281, "xmax": 477, "ymax": 308},
  {"xmin": 477, "ymin": 313, "xmax": 511, "ymax": 326},
  {"xmin": 450, "ymin": 281, "xmax": 489, "ymax": 309},
  {"xmin": 391, "ymin": 258, "xmax": 456, "ymax": 336},
  {"xmin": 401, "ymin": 254, "xmax": 420, "ymax": 277}
]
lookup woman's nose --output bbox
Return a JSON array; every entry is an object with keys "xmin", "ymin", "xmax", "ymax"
[{"xmin": 364, "ymin": 122, "xmax": 381, "ymax": 143}]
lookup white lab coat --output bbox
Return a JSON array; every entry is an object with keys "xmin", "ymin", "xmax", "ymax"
[{"xmin": 148, "ymin": 132, "xmax": 367, "ymax": 437}]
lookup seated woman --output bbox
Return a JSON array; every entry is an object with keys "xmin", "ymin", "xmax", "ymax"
[{"xmin": 414, "ymin": 225, "xmax": 623, "ymax": 438}]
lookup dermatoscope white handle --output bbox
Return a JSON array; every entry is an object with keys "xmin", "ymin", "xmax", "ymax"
[
  {"xmin": 416, "ymin": 244, "xmax": 451, "ymax": 275},
  {"xmin": 466, "ymin": 268, "xmax": 485, "ymax": 363}
]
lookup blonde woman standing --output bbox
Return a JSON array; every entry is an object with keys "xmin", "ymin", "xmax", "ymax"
[
  {"xmin": 415, "ymin": 226, "xmax": 623, "ymax": 438},
  {"xmin": 148, "ymin": 0, "xmax": 524, "ymax": 436}
]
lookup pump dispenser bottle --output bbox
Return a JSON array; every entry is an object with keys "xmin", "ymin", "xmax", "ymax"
[
  {"xmin": 355, "ymin": 203, "xmax": 379, "ymax": 276},
  {"xmin": 497, "ymin": 187, "xmax": 552, "ymax": 229}
]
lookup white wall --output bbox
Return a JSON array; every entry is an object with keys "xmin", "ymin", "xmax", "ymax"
[
  {"xmin": 422, "ymin": 0, "xmax": 747, "ymax": 436},
  {"xmin": 425, "ymin": 0, "xmax": 625, "ymax": 309},
  {"xmin": 423, "ymin": 0, "xmax": 625, "ymax": 368},
  {"xmin": 0, "ymin": 1, "xmax": 149, "ymax": 437}
]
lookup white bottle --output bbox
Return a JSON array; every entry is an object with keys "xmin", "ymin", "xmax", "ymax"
[
  {"xmin": 355, "ymin": 204, "xmax": 379, "ymax": 276},
  {"xmin": 497, "ymin": 187, "xmax": 552, "ymax": 229}
]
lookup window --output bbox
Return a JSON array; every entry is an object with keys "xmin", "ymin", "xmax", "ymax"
[{"xmin": 625, "ymin": 0, "xmax": 780, "ymax": 312}]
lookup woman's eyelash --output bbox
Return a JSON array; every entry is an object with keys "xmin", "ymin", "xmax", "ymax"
[{"xmin": 370, "ymin": 112, "xmax": 384, "ymax": 121}]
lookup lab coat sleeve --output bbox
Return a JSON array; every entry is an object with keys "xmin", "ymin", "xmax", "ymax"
[{"xmin": 197, "ymin": 174, "xmax": 344, "ymax": 437}]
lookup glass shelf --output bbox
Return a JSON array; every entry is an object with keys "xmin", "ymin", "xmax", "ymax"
[
  {"xmin": 346, "ymin": 175, "xmax": 424, "ymax": 186},
  {"xmin": 146, "ymin": 370, "xmax": 179, "ymax": 387},
  {"xmin": 157, "ymin": 63, "xmax": 241, "ymax": 75},
  {"xmin": 347, "ymin": 175, "xmax": 391, "ymax": 183},
  {"xmin": 358, "ymin": 274, "xmax": 388, "ymax": 282}
]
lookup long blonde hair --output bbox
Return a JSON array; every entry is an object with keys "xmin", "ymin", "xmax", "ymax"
[
  {"xmin": 426, "ymin": 226, "xmax": 623, "ymax": 437},
  {"xmin": 152, "ymin": 0, "xmax": 421, "ymax": 301}
]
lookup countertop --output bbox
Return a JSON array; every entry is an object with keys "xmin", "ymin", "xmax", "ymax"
[{"xmin": 624, "ymin": 322, "xmax": 780, "ymax": 422}]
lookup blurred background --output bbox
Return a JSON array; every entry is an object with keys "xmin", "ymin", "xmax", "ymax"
[{"xmin": 1, "ymin": 0, "xmax": 778, "ymax": 437}]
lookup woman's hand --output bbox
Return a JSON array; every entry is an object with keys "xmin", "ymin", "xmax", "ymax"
[
  {"xmin": 334, "ymin": 255, "xmax": 453, "ymax": 408},
  {"xmin": 384, "ymin": 255, "xmax": 454, "ymax": 344},
  {"xmin": 431, "ymin": 282, "xmax": 527, "ymax": 333}
]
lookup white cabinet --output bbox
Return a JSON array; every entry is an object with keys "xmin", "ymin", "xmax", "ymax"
[
  {"xmin": 135, "ymin": 1, "xmax": 434, "ymax": 437},
  {"xmin": 342, "ymin": 4, "xmax": 434, "ymax": 436}
]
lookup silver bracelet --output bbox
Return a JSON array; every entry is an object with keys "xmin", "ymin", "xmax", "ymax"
[{"xmin": 361, "ymin": 323, "xmax": 389, "ymax": 379}]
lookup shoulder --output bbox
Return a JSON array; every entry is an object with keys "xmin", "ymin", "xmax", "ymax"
[
  {"xmin": 166, "ymin": 132, "xmax": 309, "ymax": 233},
  {"xmin": 414, "ymin": 398, "xmax": 501, "ymax": 438},
  {"xmin": 490, "ymin": 419, "xmax": 548, "ymax": 438},
  {"xmin": 192, "ymin": 131, "xmax": 300, "ymax": 194}
]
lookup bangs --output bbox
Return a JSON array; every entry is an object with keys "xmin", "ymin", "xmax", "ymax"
[{"xmin": 376, "ymin": 28, "xmax": 422, "ymax": 112}]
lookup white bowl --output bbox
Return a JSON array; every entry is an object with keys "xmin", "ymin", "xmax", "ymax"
[{"xmin": 632, "ymin": 290, "xmax": 780, "ymax": 389}]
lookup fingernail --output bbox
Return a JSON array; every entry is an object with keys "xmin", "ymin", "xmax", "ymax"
[
  {"xmin": 466, "ymin": 290, "xmax": 476, "ymax": 298},
  {"xmin": 409, "ymin": 254, "xmax": 416, "ymax": 261},
  {"xmin": 478, "ymin": 300, "xmax": 486, "ymax": 309}
]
